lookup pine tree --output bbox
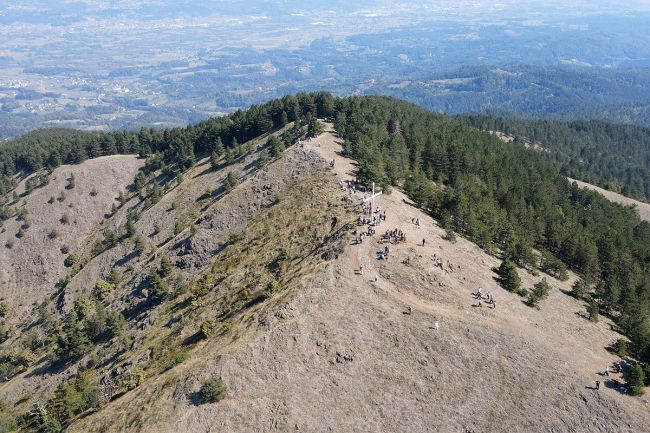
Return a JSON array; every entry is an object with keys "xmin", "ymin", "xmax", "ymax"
[
  {"xmin": 148, "ymin": 271, "xmax": 169, "ymax": 301},
  {"xmin": 496, "ymin": 259, "xmax": 521, "ymax": 292},
  {"xmin": 588, "ymin": 300, "xmax": 600, "ymax": 322},
  {"xmin": 133, "ymin": 172, "xmax": 146, "ymax": 192},
  {"xmin": 224, "ymin": 149, "xmax": 234, "ymax": 165},
  {"xmin": 268, "ymin": 136, "xmax": 284, "ymax": 158},
  {"xmin": 159, "ymin": 256, "xmax": 173, "ymax": 277},
  {"xmin": 210, "ymin": 150, "xmax": 221, "ymax": 169},
  {"xmin": 134, "ymin": 236, "xmax": 145, "ymax": 254},
  {"xmin": 571, "ymin": 278, "xmax": 589, "ymax": 299},
  {"xmin": 107, "ymin": 269, "xmax": 121, "ymax": 285},
  {"xmin": 224, "ymin": 171, "xmax": 238, "ymax": 192},
  {"xmin": 257, "ymin": 149, "xmax": 270, "ymax": 168},
  {"xmin": 125, "ymin": 216, "xmax": 135, "ymax": 238},
  {"xmin": 627, "ymin": 364, "xmax": 645, "ymax": 396},
  {"xmin": 527, "ymin": 278, "xmax": 551, "ymax": 309},
  {"xmin": 307, "ymin": 116, "xmax": 324, "ymax": 138}
]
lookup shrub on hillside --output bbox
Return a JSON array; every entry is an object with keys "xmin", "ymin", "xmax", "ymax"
[
  {"xmin": 148, "ymin": 271, "xmax": 169, "ymax": 301},
  {"xmin": 159, "ymin": 256, "xmax": 173, "ymax": 277},
  {"xmin": 443, "ymin": 228, "xmax": 456, "ymax": 243},
  {"xmin": 223, "ymin": 171, "xmax": 239, "ymax": 192},
  {"xmin": 200, "ymin": 318, "xmax": 217, "ymax": 338},
  {"xmin": 93, "ymin": 280, "xmax": 115, "ymax": 301},
  {"xmin": 200, "ymin": 378, "xmax": 226, "ymax": 404},
  {"xmin": 265, "ymin": 279, "xmax": 281, "ymax": 299},
  {"xmin": 168, "ymin": 351, "xmax": 190, "ymax": 369},
  {"xmin": 611, "ymin": 339, "xmax": 629, "ymax": 358},
  {"xmin": 588, "ymin": 300, "xmax": 600, "ymax": 322},
  {"xmin": 527, "ymin": 278, "xmax": 551, "ymax": 309},
  {"xmin": 64, "ymin": 253, "xmax": 79, "ymax": 267}
]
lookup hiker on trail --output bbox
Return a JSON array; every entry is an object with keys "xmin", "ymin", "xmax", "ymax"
[
  {"xmin": 475, "ymin": 287, "xmax": 483, "ymax": 299},
  {"xmin": 477, "ymin": 298, "xmax": 482, "ymax": 308},
  {"xmin": 595, "ymin": 380, "xmax": 600, "ymax": 390},
  {"xmin": 422, "ymin": 238, "xmax": 426, "ymax": 247},
  {"xmin": 415, "ymin": 218, "xmax": 421, "ymax": 228},
  {"xmin": 604, "ymin": 366, "xmax": 610, "ymax": 376},
  {"xmin": 359, "ymin": 265, "xmax": 364, "ymax": 275},
  {"xmin": 487, "ymin": 292, "xmax": 493, "ymax": 304},
  {"xmin": 406, "ymin": 306, "xmax": 412, "ymax": 315},
  {"xmin": 384, "ymin": 246, "xmax": 390, "ymax": 255}
]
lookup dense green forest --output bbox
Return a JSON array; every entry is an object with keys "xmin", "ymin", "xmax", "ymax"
[
  {"xmin": 461, "ymin": 114, "xmax": 650, "ymax": 202},
  {"xmin": 1, "ymin": 92, "xmax": 650, "ymax": 378}
]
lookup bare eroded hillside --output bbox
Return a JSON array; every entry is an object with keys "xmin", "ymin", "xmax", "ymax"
[{"xmin": 0, "ymin": 156, "xmax": 143, "ymax": 323}]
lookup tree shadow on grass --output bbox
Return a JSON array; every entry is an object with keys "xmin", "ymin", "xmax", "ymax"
[
  {"xmin": 187, "ymin": 391, "xmax": 203, "ymax": 406},
  {"xmin": 26, "ymin": 356, "xmax": 72, "ymax": 378},
  {"xmin": 604, "ymin": 379, "xmax": 628, "ymax": 394},
  {"xmin": 115, "ymin": 250, "xmax": 139, "ymax": 267}
]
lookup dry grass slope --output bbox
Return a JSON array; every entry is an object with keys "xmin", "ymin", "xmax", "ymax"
[
  {"xmin": 0, "ymin": 155, "xmax": 143, "ymax": 322},
  {"xmin": 62, "ymin": 127, "xmax": 650, "ymax": 433}
]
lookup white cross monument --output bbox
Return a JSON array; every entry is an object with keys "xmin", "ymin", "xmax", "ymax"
[{"xmin": 362, "ymin": 182, "xmax": 382, "ymax": 213}]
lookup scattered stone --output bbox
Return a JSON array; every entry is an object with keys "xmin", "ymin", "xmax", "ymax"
[{"xmin": 335, "ymin": 351, "xmax": 354, "ymax": 363}]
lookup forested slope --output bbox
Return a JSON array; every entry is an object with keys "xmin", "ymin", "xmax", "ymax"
[
  {"xmin": 332, "ymin": 96, "xmax": 650, "ymax": 369},
  {"xmin": 462, "ymin": 114, "xmax": 650, "ymax": 202}
]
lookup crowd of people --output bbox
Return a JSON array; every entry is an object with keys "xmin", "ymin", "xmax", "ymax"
[
  {"xmin": 337, "ymin": 166, "xmax": 492, "ymax": 317},
  {"xmin": 381, "ymin": 228, "xmax": 406, "ymax": 244}
]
